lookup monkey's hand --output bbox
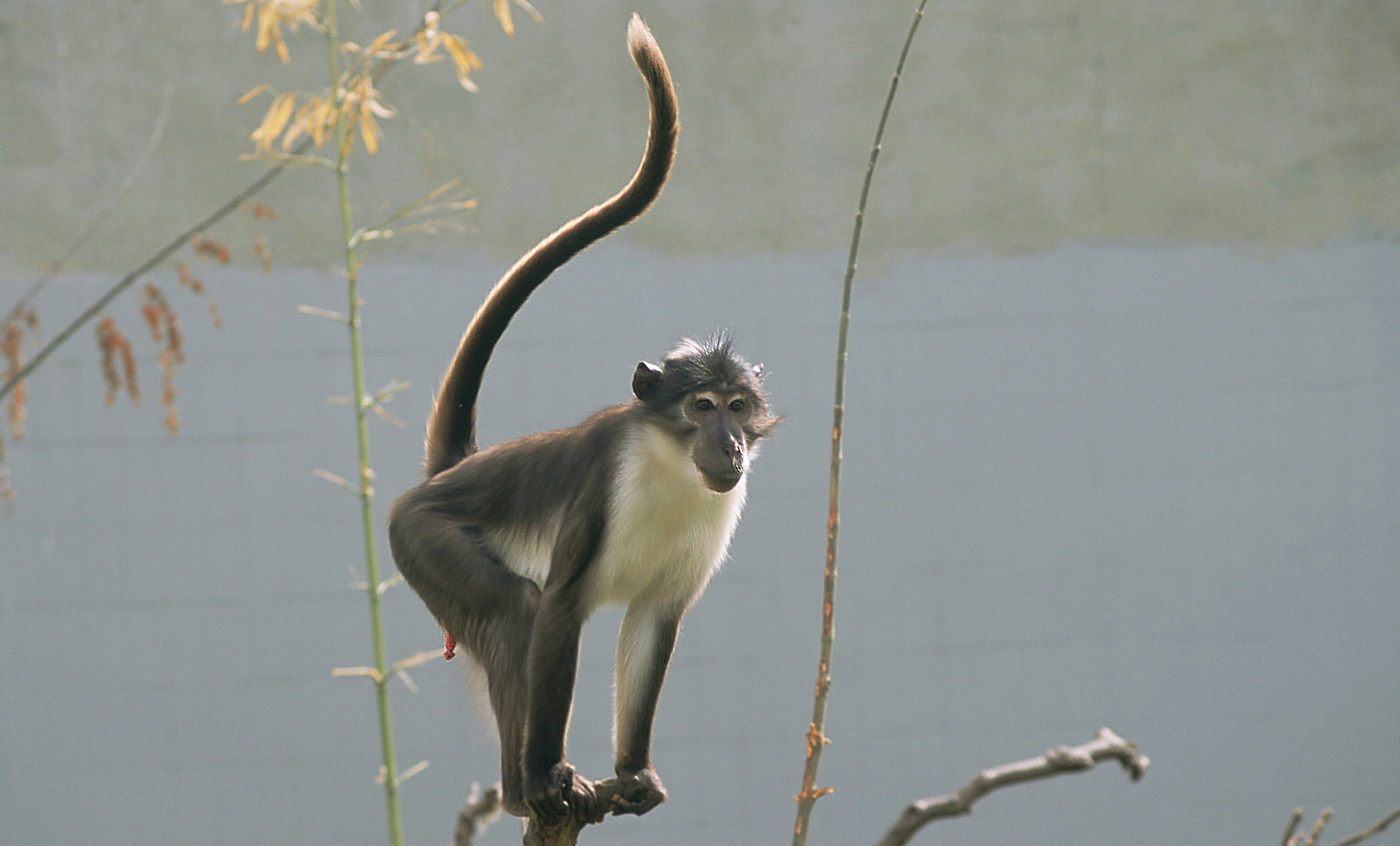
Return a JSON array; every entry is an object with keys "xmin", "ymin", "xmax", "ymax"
[
  {"xmin": 525, "ymin": 761, "xmax": 605, "ymax": 824},
  {"xmin": 610, "ymin": 765, "xmax": 668, "ymax": 816}
]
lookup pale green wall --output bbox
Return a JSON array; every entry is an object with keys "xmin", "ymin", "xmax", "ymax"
[{"xmin": 3, "ymin": 0, "xmax": 1398, "ymax": 279}]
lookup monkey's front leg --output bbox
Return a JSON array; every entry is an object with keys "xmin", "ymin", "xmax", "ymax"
[
  {"xmin": 610, "ymin": 609, "xmax": 682, "ymax": 816},
  {"xmin": 521, "ymin": 587, "xmax": 605, "ymax": 823}
]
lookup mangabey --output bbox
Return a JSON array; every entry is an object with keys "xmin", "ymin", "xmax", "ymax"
[{"xmin": 388, "ymin": 15, "xmax": 777, "ymax": 824}]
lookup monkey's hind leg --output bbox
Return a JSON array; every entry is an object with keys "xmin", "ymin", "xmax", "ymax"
[{"xmin": 387, "ymin": 498, "xmax": 541, "ymax": 815}]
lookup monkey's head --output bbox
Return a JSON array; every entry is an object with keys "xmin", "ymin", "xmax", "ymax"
[{"xmin": 632, "ymin": 335, "xmax": 780, "ymax": 493}]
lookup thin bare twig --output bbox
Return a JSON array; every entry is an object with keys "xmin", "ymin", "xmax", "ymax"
[
  {"xmin": 875, "ymin": 727, "xmax": 1150, "ymax": 846},
  {"xmin": 1283, "ymin": 808, "xmax": 1306, "ymax": 846},
  {"xmin": 4, "ymin": 84, "xmax": 174, "ymax": 325},
  {"xmin": 1296, "ymin": 808, "xmax": 1336, "ymax": 846},
  {"xmin": 1325, "ymin": 806, "xmax": 1400, "ymax": 846},
  {"xmin": 791, "ymin": 2, "xmax": 929, "ymax": 843}
]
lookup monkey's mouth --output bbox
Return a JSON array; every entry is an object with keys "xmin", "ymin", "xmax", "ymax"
[{"xmin": 700, "ymin": 464, "xmax": 743, "ymax": 493}]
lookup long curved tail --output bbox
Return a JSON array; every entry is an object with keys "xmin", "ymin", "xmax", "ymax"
[{"xmin": 423, "ymin": 15, "xmax": 679, "ymax": 478}]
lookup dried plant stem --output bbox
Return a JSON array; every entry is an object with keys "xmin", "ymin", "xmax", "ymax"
[{"xmin": 791, "ymin": 3, "xmax": 928, "ymax": 845}]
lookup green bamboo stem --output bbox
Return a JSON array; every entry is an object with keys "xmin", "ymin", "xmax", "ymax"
[
  {"xmin": 324, "ymin": 2, "xmax": 403, "ymax": 844},
  {"xmin": 790, "ymin": 3, "xmax": 929, "ymax": 845}
]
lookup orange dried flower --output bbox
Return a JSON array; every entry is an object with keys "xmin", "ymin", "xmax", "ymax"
[
  {"xmin": 175, "ymin": 262, "xmax": 206, "ymax": 294},
  {"xmin": 240, "ymin": 202, "xmax": 277, "ymax": 221},
  {"xmin": 141, "ymin": 285, "xmax": 186, "ymax": 435},
  {"xmin": 191, "ymin": 233, "xmax": 232, "ymax": 264},
  {"xmin": 253, "ymin": 236, "xmax": 273, "ymax": 273},
  {"xmin": 158, "ymin": 347, "xmax": 181, "ymax": 436},
  {"xmin": 2, "ymin": 319, "xmax": 27, "ymax": 440},
  {"xmin": 96, "ymin": 317, "xmax": 138, "ymax": 405}
]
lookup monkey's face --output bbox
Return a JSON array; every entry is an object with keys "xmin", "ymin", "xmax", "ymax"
[{"xmin": 684, "ymin": 390, "xmax": 757, "ymax": 493}]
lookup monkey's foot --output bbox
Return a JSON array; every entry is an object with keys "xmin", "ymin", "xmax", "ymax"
[
  {"xmin": 610, "ymin": 766, "xmax": 668, "ymax": 816},
  {"xmin": 525, "ymin": 762, "xmax": 605, "ymax": 824}
]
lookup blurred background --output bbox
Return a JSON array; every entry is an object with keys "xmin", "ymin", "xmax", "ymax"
[{"xmin": 1, "ymin": 2, "xmax": 1396, "ymax": 845}]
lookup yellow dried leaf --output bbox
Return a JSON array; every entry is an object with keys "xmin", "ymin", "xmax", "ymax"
[
  {"xmin": 251, "ymin": 91, "xmax": 296, "ymax": 152},
  {"xmin": 415, "ymin": 33, "xmax": 443, "ymax": 64},
  {"xmin": 282, "ymin": 101, "xmax": 310, "ymax": 150},
  {"xmin": 368, "ymin": 29, "xmax": 399, "ymax": 54},
  {"xmin": 239, "ymin": 1, "xmax": 255, "ymax": 32},
  {"xmin": 442, "ymin": 35, "xmax": 482, "ymax": 92},
  {"xmin": 310, "ymin": 97, "xmax": 335, "ymax": 146},
  {"xmin": 494, "ymin": 0, "xmax": 514, "ymax": 36},
  {"xmin": 365, "ymin": 96, "xmax": 395, "ymax": 120},
  {"xmin": 255, "ymin": 5, "xmax": 276, "ymax": 52},
  {"xmin": 513, "ymin": 0, "xmax": 544, "ymax": 25},
  {"xmin": 359, "ymin": 113, "xmax": 380, "ymax": 154},
  {"xmin": 237, "ymin": 83, "xmax": 271, "ymax": 105}
]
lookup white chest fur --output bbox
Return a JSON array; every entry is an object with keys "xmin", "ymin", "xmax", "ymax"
[{"xmin": 589, "ymin": 423, "xmax": 747, "ymax": 611}]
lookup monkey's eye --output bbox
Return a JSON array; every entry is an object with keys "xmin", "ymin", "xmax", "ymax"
[
  {"xmin": 694, "ymin": 397, "xmax": 716, "ymax": 412},
  {"xmin": 728, "ymin": 398, "xmax": 746, "ymax": 413}
]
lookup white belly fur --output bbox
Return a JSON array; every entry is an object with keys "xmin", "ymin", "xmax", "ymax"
[{"xmin": 590, "ymin": 423, "xmax": 747, "ymax": 611}]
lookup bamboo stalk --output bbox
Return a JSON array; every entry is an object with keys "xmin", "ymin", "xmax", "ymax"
[{"xmin": 790, "ymin": 3, "xmax": 930, "ymax": 845}]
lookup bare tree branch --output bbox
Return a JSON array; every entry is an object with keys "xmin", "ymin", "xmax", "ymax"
[
  {"xmin": 875, "ymin": 727, "xmax": 1149, "ymax": 846},
  {"xmin": 1283, "ymin": 808, "xmax": 1306, "ymax": 846},
  {"xmin": 1294, "ymin": 809, "xmax": 1336, "ymax": 846},
  {"xmin": 517, "ymin": 777, "xmax": 643, "ymax": 846},
  {"xmin": 453, "ymin": 783, "xmax": 503, "ymax": 846},
  {"xmin": 1325, "ymin": 806, "xmax": 1400, "ymax": 846}
]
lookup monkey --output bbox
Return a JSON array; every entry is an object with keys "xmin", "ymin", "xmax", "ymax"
[{"xmin": 387, "ymin": 15, "xmax": 778, "ymax": 824}]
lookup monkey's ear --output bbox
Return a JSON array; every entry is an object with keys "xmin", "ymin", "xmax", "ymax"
[{"xmin": 632, "ymin": 361, "xmax": 664, "ymax": 401}]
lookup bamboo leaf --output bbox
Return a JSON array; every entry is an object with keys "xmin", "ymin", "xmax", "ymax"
[
  {"xmin": 313, "ymin": 468, "xmax": 359, "ymax": 494},
  {"xmin": 389, "ymin": 650, "xmax": 440, "ymax": 675},
  {"xmin": 297, "ymin": 304, "xmax": 347, "ymax": 323},
  {"xmin": 513, "ymin": 0, "xmax": 544, "ymax": 25},
  {"xmin": 250, "ymin": 92, "xmax": 296, "ymax": 152},
  {"xmin": 332, "ymin": 666, "xmax": 384, "ymax": 683},
  {"xmin": 399, "ymin": 760, "xmax": 430, "ymax": 783},
  {"xmin": 368, "ymin": 29, "xmax": 400, "ymax": 55},
  {"xmin": 372, "ymin": 403, "xmax": 407, "ymax": 428},
  {"xmin": 374, "ymin": 379, "xmax": 411, "ymax": 402},
  {"xmin": 442, "ymin": 34, "xmax": 482, "ymax": 92},
  {"xmin": 493, "ymin": 0, "xmax": 514, "ymax": 36},
  {"xmin": 236, "ymin": 83, "xmax": 271, "ymax": 106}
]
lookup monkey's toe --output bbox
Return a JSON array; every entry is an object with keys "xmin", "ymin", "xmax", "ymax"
[{"xmin": 610, "ymin": 767, "xmax": 668, "ymax": 816}]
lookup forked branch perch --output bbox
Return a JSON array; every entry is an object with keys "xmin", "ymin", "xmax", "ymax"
[
  {"xmin": 519, "ymin": 777, "xmax": 635, "ymax": 846},
  {"xmin": 875, "ymin": 727, "xmax": 1149, "ymax": 846}
]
